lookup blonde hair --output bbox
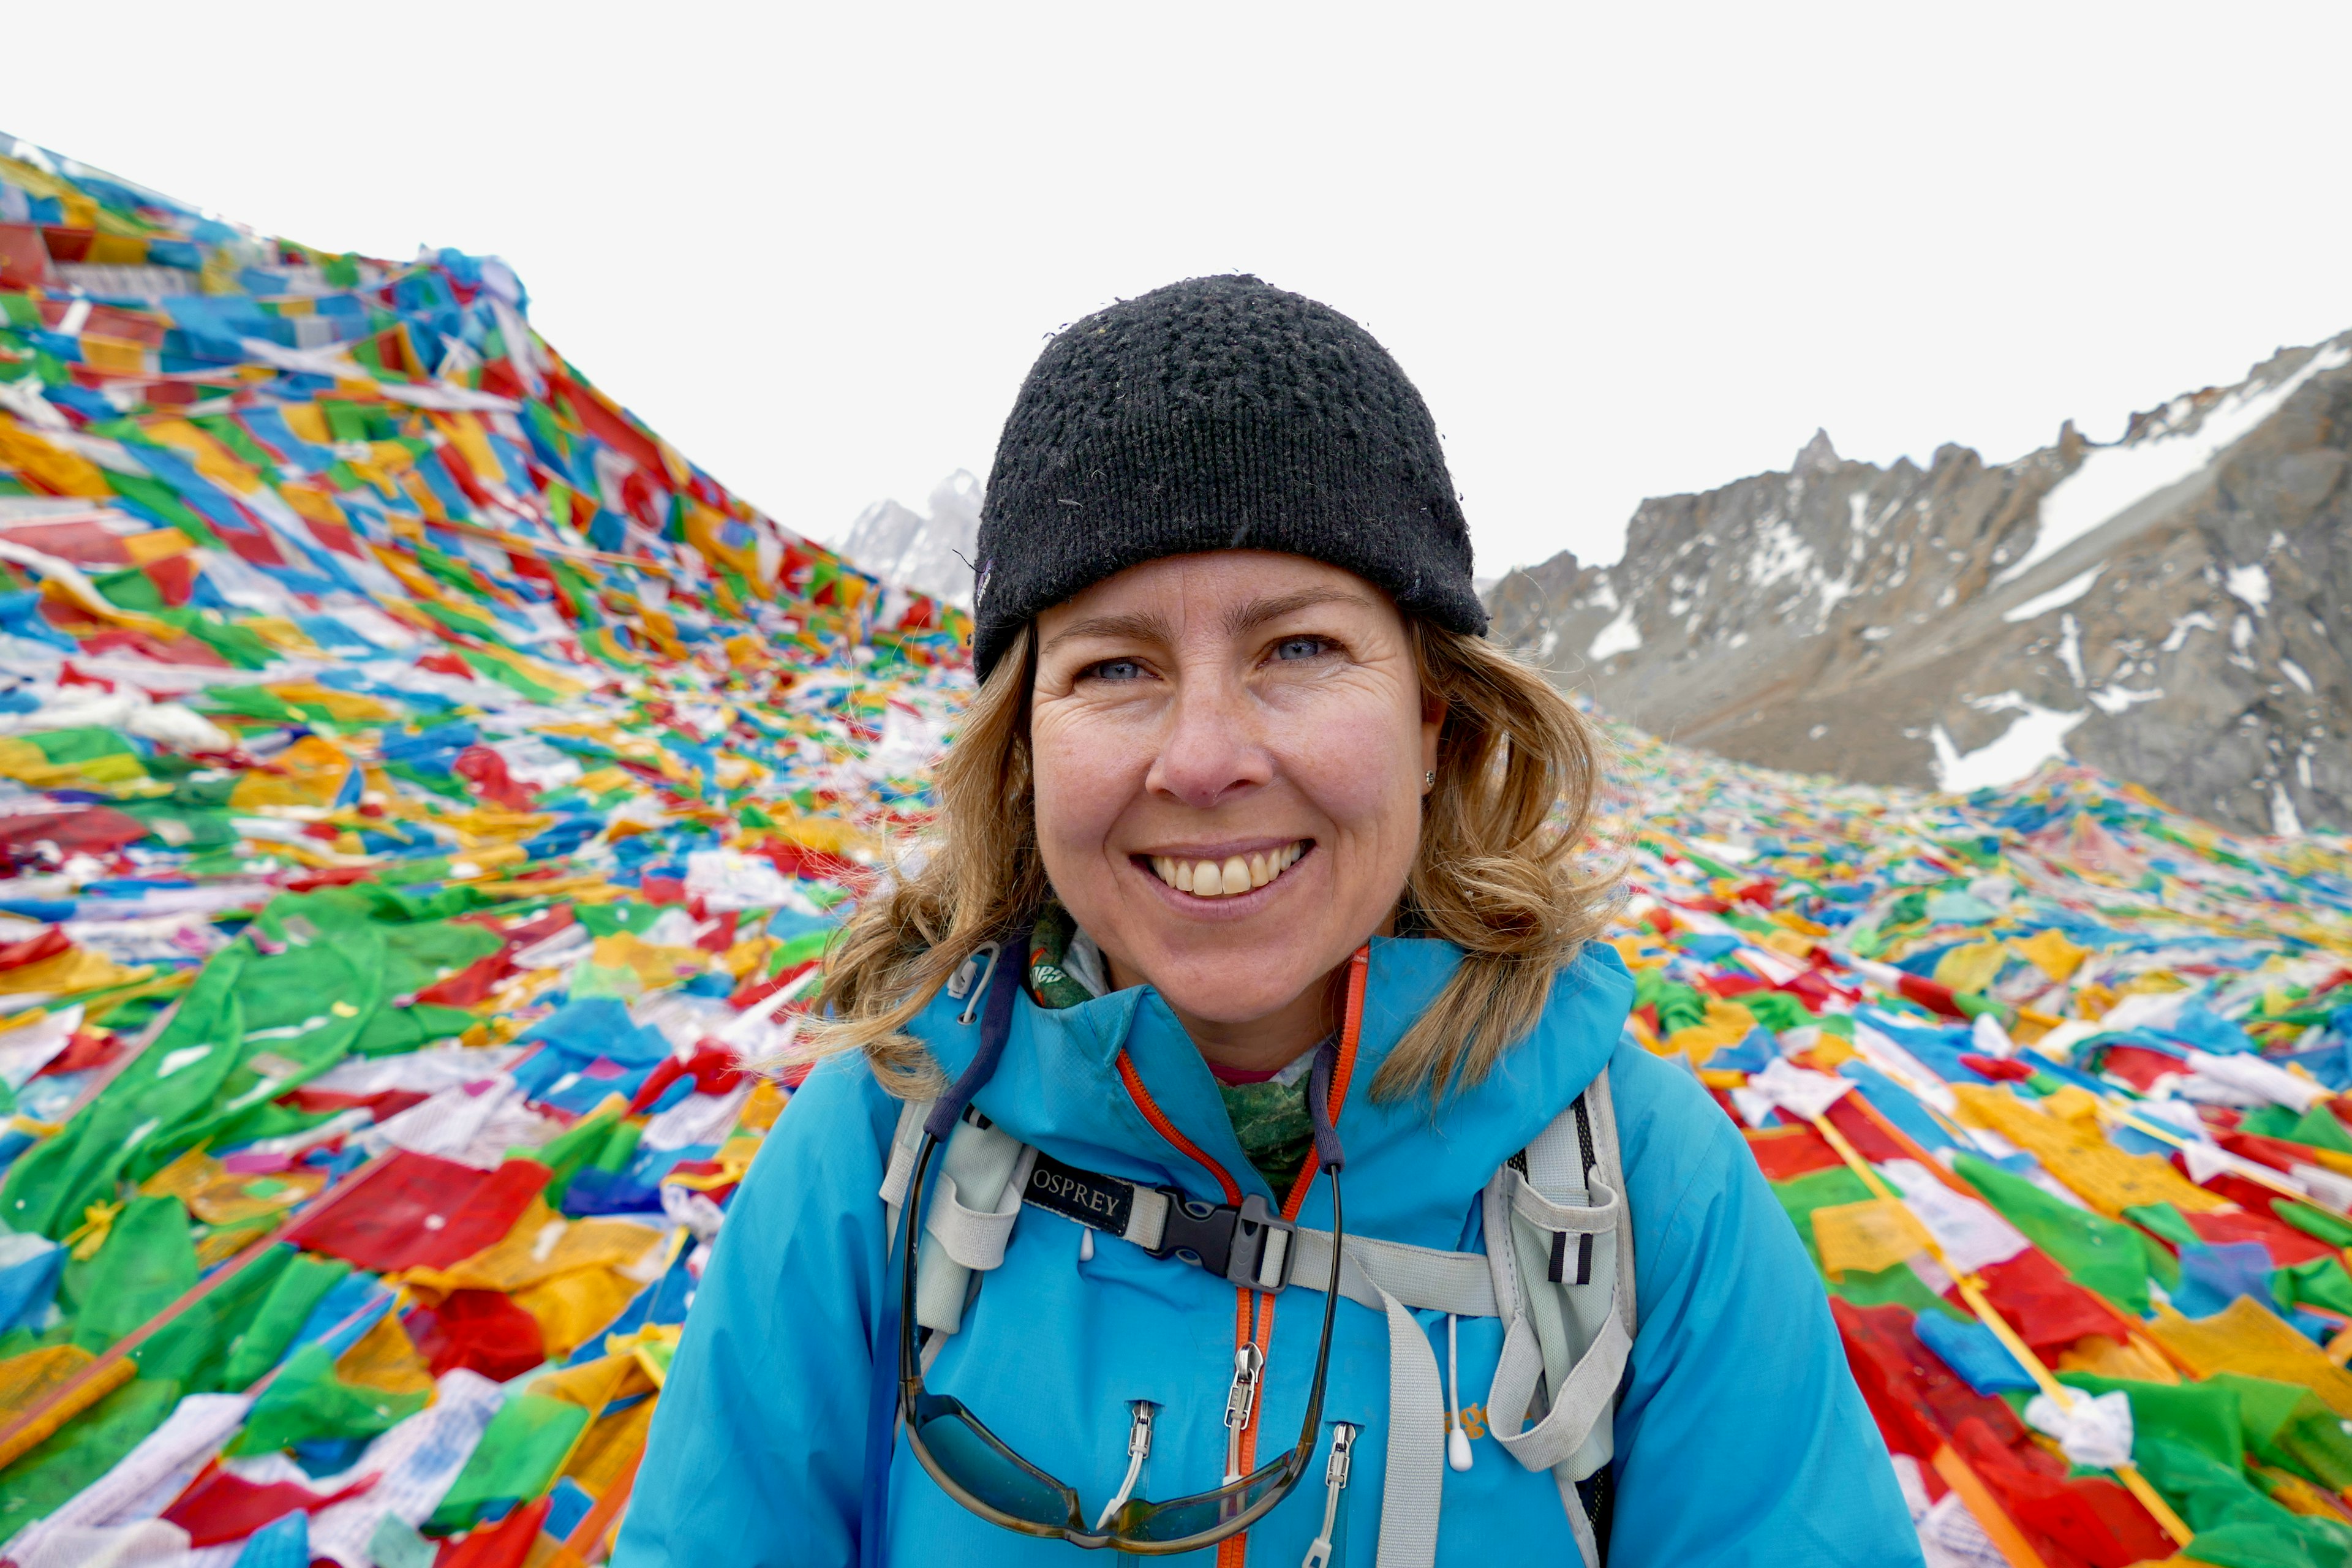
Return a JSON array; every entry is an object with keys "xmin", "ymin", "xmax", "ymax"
[{"xmin": 806, "ymin": 618, "xmax": 1618, "ymax": 1103}]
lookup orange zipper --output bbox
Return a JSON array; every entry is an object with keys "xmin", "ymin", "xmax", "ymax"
[
  {"xmin": 1226, "ymin": 948, "xmax": 1371, "ymax": 1567},
  {"xmin": 1115, "ymin": 948, "xmax": 1370, "ymax": 1568}
]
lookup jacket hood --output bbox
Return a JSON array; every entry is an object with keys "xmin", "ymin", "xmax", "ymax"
[{"xmin": 907, "ymin": 935, "xmax": 1635, "ymax": 1250}]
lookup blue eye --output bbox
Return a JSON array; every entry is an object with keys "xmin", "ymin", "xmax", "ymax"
[
  {"xmin": 1274, "ymin": 636, "xmax": 1331, "ymax": 662},
  {"xmin": 1085, "ymin": 658, "xmax": 1145, "ymax": 682}
]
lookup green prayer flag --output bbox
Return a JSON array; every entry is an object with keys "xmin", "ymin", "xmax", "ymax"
[
  {"xmin": 1956, "ymin": 1152, "xmax": 2151, "ymax": 1313},
  {"xmin": 2, "ymin": 946, "xmax": 251, "ymax": 1238},
  {"xmin": 2288, "ymin": 1106, "xmax": 2352, "ymax": 1156},
  {"xmin": 2272, "ymin": 1256, "xmax": 2352, "ymax": 1320},
  {"xmin": 228, "ymin": 1340, "xmax": 428, "ymax": 1457},
  {"xmin": 2211, "ymin": 1373, "xmax": 2352, "ymax": 1492},
  {"xmin": 1827, "ymin": 1262, "xmax": 1970, "ymax": 1321},
  {"xmin": 132, "ymin": 1244, "xmax": 293, "ymax": 1392},
  {"xmin": 61, "ymin": 1195, "xmax": 198, "ymax": 1352},
  {"xmin": 2123, "ymin": 1201, "xmax": 2201, "ymax": 1249},
  {"xmin": 424, "ymin": 1392, "xmax": 589, "ymax": 1535},
  {"xmin": 2134, "ymin": 1434, "xmax": 2352, "ymax": 1568},
  {"xmin": 2274, "ymin": 1201, "xmax": 2352, "ymax": 1251},
  {"xmin": 0, "ymin": 1378, "xmax": 181, "ymax": 1548},
  {"xmin": 219, "ymin": 1253, "xmax": 352, "ymax": 1391},
  {"xmin": 2057, "ymin": 1370, "xmax": 2242, "ymax": 1473},
  {"xmin": 528, "ymin": 1109, "xmax": 623, "ymax": 1202}
]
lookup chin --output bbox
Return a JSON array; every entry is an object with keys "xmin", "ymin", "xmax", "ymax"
[{"xmin": 1136, "ymin": 941, "xmax": 1324, "ymax": 1024}]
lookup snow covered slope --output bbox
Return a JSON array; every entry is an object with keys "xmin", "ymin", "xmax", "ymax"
[{"xmin": 839, "ymin": 470, "xmax": 981, "ymax": 608}]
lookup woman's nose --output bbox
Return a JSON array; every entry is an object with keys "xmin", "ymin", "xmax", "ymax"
[{"xmin": 1144, "ymin": 677, "xmax": 1271, "ymax": 809}]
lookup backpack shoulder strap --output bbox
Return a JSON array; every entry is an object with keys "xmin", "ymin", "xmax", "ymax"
[
  {"xmin": 879, "ymin": 1097, "xmax": 1036, "ymax": 1337},
  {"xmin": 1482, "ymin": 1066, "xmax": 1635, "ymax": 1568}
]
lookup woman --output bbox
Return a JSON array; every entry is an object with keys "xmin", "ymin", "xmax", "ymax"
[{"xmin": 617, "ymin": 277, "xmax": 1919, "ymax": 1566}]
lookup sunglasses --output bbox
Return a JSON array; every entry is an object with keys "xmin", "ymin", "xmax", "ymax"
[{"xmin": 894, "ymin": 1122, "xmax": 1344, "ymax": 1552}]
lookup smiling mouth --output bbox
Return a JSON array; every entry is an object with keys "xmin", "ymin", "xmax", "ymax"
[{"xmin": 1142, "ymin": 840, "xmax": 1311, "ymax": 899}]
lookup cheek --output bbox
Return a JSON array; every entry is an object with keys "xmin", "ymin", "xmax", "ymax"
[
  {"xmin": 1279, "ymin": 705, "xmax": 1425, "ymax": 855},
  {"xmin": 1029, "ymin": 710, "xmax": 1139, "ymax": 866}
]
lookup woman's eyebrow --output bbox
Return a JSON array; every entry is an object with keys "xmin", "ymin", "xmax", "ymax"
[
  {"xmin": 1224, "ymin": 587, "xmax": 1373, "ymax": 636},
  {"xmin": 1039, "ymin": 611, "xmax": 1170, "ymax": 657}
]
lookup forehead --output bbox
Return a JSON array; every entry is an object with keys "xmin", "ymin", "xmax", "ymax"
[{"xmin": 1035, "ymin": 551, "xmax": 1397, "ymax": 633}]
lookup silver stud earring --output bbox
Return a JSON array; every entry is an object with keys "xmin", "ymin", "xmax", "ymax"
[{"xmin": 1423, "ymin": 770, "xmax": 1436, "ymax": 789}]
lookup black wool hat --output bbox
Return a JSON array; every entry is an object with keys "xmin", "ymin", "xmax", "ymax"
[{"xmin": 970, "ymin": 274, "xmax": 1487, "ymax": 677}]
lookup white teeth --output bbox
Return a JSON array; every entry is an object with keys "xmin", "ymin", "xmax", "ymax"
[{"xmin": 1150, "ymin": 842, "xmax": 1309, "ymax": 896}]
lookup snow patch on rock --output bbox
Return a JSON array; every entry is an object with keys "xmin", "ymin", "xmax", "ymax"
[{"xmin": 1930, "ymin": 693, "xmax": 2086, "ymax": 792}]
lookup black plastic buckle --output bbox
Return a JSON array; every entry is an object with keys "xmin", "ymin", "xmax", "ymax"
[{"xmin": 1147, "ymin": 1191, "xmax": 1295, "ymax": 1291}]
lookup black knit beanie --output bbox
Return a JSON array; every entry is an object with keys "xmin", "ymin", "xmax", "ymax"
[{"xmin": 970, "ymin": 274, "xmax": 1487, "ymax": 677}]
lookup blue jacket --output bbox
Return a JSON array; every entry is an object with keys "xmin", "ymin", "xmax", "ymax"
[{"xmin": 616, "ymin": 939, "xmax": 1922, "ymax": 1566}]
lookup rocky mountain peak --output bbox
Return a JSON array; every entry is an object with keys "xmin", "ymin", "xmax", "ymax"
[
  {"xmin": 1794, "ymin": 427, "xmax": 1840, "ymax": 475},
  {"xmin": 1487, "ymin": 335, "xmax": 2352, "ymax": 835}
]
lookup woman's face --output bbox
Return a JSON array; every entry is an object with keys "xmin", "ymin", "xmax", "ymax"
[{"xmin": 1029, "ymin": 551, "xmax": 1440, "ymax": 1050}]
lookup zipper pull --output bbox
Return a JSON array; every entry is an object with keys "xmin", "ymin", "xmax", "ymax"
[
  {"xmin": 1093, "ymin": 1402, "xmax": 1156, "ymax": 1532},
  {"xmin": 1223, "ymin": 1343, "xmax": 1264, "ymax": 1433},
  {"xmin": 1222, "ymin": 1343, "xmax": 1264, "ymax": 1483},
  {"xmin": 1300, "ymin": 1423, "xmax": 1357, "ymax": 1568}
]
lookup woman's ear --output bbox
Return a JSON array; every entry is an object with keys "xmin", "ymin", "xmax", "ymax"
[{"xmin": 1420, "ymin": 687, "xmax": 1444, "ymax": 781}]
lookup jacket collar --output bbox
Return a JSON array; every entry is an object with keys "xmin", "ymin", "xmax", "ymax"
[{"xmin": 907, "ymin": 938, "xmax": 1635, "ymax": 1241}]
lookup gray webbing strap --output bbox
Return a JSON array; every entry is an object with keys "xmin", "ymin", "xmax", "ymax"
[
  {"xmin": 924, "ymin": 1149, "xmax": 1040, "ymax": 1273},
  {"xmin": 1286, "ymin": 1230, "xmax": 1499, "ymax": 1318},
  {"xmin": 1485, "ymin": 1288, "xmax": 1633, "ymax": 1472},
  {"xmin": 1557, "ymin": 1464, "xmax": 1604, "ymax": 1568},
  {"xmin": 1507, "ymin": 1174, "xmax": 1620, "ymax": 1236},
  {"xmin": 1587, "ymin": 1067, "xmax": 1637, "ymax": 1336},
  {"xmin": 879, "ymin": 1098, "xmax": 927, "ymax": 1238},
  {"xmin": 912, "ymin": 1115, "xmax": 1030, "ymax": 1333},
  {"xmin": 1370, "ymin": 1273, "xmax": 1444, "ymax": 1568}
]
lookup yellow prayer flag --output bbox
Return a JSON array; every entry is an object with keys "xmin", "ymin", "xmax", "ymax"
[
  {"xmin": 590, "ymin": 932, "xmax": 712, "ymax": 992},
  {"xmin": 1811, "ymin": 1198, "xmax": 1936, "ymax": 1279},
  {"xmin": 2149, "ymin": 1296, "xmax": 2352, "ymax": 1417},
  {"xmin": 1953, "ymin": 1084, "xmax": 2229, "ymax": 1218},
  {"xmin": 334, "ymin": 1310, "xmax": 434, "ymax": 1397},
  {"xmin": 227, "ymin": 734, "xmax": 356, "ymax": 812},
  {"xmin": 1933, "ymin": 940, "xmax": 2010, "ymax": 997},
  {"xmin": 1664, "ymin": 999, "xmax": 1760, "ymax": 1067},
  {"xmin": 2011, "ymin": 927, "xmax": 2090, "ymax": 984}
]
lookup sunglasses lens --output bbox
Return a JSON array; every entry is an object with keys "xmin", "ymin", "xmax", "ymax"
[
  {"xmin": 1113, "ymin": 1453, "xmax": 1301, "ymax": 1543},
  {"xmin": 911, "ymin": 1395, "xmax": 1076, "ymax": 1529}
]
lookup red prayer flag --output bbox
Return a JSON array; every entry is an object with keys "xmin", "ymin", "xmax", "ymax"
[
  {"xmin": 435, "ymin": 1494, "xmax": 551, "ymax": 1568},
  {"xmin": 1949, "ymin": 1417, "xmax": 2171, "ymax": 1568},
  {"xmin": 413, "ymin": 948, "xmax": 519, "ymax": 1008},
  {"xmin": 405, "ymin": 1289, "xmax": 546, "ymax": 1382},
  {"xmin": 1746, "ymin": 1125, "xmax": 1846, "ymax": 1183},
  {"xmin": 2182, "ymin": 1206, "xmax": 2337, "ymax": 1267},
  {"xmin": 285, "ymin": 1153, "xmax": 549, "ymax": 1273},
  {"xmin": 0, "ymin": 927, "xmax": 70, "ymax": 971},
  {"xmin": 0, "ymin": 807, "xmax": 149, "ymax": 856},
  {"xmin": 160, "ymin": 1461, "xmax": 375, "ymax": 1547},
  {"xmin": 1830, "ymin": 1299, "xmax": 2029, "ymax": 1457},
  {"xmin": 1966, "ymin": 1251, "xmax": 2136, "ymax": 1353}
]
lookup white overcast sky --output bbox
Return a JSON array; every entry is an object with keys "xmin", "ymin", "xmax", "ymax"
[{"xmin": 12, "ymin": 2, "xmax": 2352, "ymax": 576}]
